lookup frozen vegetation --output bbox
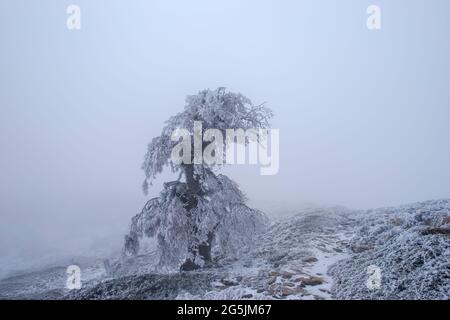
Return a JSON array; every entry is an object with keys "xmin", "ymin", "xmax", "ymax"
[
  {"xmin": 330, "ymin": 199, "xmax": 450, "ymax": 300},
  {"xmin": 1, "ymin": 200, "xmax": 448, "ymax": 300}
]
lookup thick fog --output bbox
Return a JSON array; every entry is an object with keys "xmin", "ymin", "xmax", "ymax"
[{"xmin": 1, "ymin": 0, "xmax": 449, "ymax": 277}]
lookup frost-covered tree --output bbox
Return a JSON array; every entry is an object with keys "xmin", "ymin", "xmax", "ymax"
[{"xmin": 124, "ymin": 88, "xmax": 272, "ymax": 271}]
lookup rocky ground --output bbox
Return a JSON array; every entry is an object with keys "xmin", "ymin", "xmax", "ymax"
[
  {"xmin": 1, "ymin": 200, "xmax": 449, "ymax": 300},
  {"xmin": 0, "ymin": 207, "xmax": 355, "ymax": 300}
]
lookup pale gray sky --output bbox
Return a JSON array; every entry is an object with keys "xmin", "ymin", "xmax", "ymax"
[{"xmin": 1, "ymin": 0, "xmax": 449, "ymax": 276}]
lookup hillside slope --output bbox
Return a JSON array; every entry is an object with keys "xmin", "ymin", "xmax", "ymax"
[
  {"xmin": 1, "ymin": 200, "xmax": 448, "ymax": 300},
  {"xmin": 330, "ymin": 199, "xmax": 450, "ymax": 299}
]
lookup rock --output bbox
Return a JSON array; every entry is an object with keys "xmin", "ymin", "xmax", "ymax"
[
  {"xmin": 421, "ymin": 228, "xmax": 450, "ymax": 236},
  {"xmin": 390, "ymin": 218, "xmax": 403, "ymax": 226},
  {"xmin": 350, "ymin": 244, "xmax": 372, "ymax": 253},
  {"xmin": 221, "ymin": 279, "xmax": 239, "ymax": 286},
  {"xmin": 281, "ymin": 285, "xmax": 304, "ymax": 297},
  {"xmin": 281, "ymin": 287, "xmax": 295, "ymax": 296},
  {"xmin": 268, "ymin": 284, "xmax": 279, "ymax": 296},
  {"xmin": 241, "ymin": 294, "xmax": 253, "ymax": 299},
  {"xmin": 303, "ymin": 256, "xmax": 318, "ymax": 263},
  {"xmin": 267, "ymin": 277, "xmax": 277, "ymax": 285},
  {"xmin": 283, "ymin": 282, "xmax": 295, "ymax": 288},
  {"xmin": 298, "ymin": 276, "xmax": 323, "ymax": 286}
]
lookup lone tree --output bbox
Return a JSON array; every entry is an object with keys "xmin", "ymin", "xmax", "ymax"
[{"xmin": 124, "ymin": 88, "xmax": 273, "ymax": 271}]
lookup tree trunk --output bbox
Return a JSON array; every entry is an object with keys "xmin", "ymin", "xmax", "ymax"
[
  {"xmin": 180, "ymin": 164, "xmax": 214, "ymax": 271},
  {"xmin": 180, "ymin": 231, "xmax": 214, "ymax": 271}
]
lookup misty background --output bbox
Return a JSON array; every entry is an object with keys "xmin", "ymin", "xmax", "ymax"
[{"xmin": 1, "ymin": 0, "xmax": 449, "ymax": 277}]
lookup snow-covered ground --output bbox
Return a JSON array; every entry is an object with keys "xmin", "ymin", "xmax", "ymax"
[
  {"xmin": 330, "ymin": 199, "xmax": 450, "ymax": 300},
  {"xmin": 1, "ymin": 200, "xmax": 448, "ymax": 300}
]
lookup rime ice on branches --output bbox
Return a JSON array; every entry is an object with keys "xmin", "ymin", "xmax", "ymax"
[{"xmin": 124, "ymin": 88, "xmax": 272, "ymax": 271}]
